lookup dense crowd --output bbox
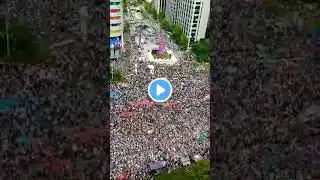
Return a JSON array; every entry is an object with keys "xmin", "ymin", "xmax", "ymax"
[
  {"xmin": 110, "ymin": 58, "xmax": 210, "ymax": 179},
  {"xmin": 110, "ymin": 11, "xmax": 210, "ymax": 179},
  {"xmin": 1, "ymin": 0, "xmax": 318, "ymax": 179}
]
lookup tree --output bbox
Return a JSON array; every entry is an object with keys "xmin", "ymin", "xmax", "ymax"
[
  {"xmin": 191, "ymin": 39, "xmax": 209, "ymax": 62},
  {"xmin": 172, "ymin": 25, "xmax": 183, "ymax": 43},
  {"xmin": 144, "ymin": 3, "xmax": 149, "ymax": 12},
  {"xmin": 160, "ymin": 17, "xmax": 170, "ymax": 30},
  {"xmin": 137, "ymin": 0, "xmax": 144, "ymax": 4},
  {"xmin": 179, "ymin": 35, "xmax": 189, "ymax": 50},
  {"xmin": 144, "ymin": 2, "xmax": 153, "ymax": 13},
  {"xmin": 158, "ymin": 12, "xmax": 165, "ymax": 20},
  {"xmin": 186, "ymin": 160, "xmax": 210, "ymax": 179},
  {"xmin": 123, "ymin": 0, "xmax": 128, "ymax": 13},
  {"xmin": 151, "ymin": 8, "xmax": 158, "ymax": 20},
  {"xmin": 155, "ymin": 160, "xmax": 210, "ymax": 180}
]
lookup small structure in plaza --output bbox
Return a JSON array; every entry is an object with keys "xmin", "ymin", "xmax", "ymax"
[
  {"xmin": 134, "ymin": 25, "xmax": 177, "ymax": 64},
  {"xmin": 148, "ymin": 161, "xmax": 167, "ymax": 172},
  {"xmin": 157, "ymin": 32, "xmax": 165, "ymax": 55},
  {"xmin": 151, "ymin": 31, "xmax": 170, "ymax": 60}
]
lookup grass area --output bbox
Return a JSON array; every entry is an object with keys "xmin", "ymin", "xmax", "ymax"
[
  {"xmin": 110, "ymin": 68, "xmax": 126, "ymax": 82},
  {"xmin": 0, "ymin": 19, "xmax": 49, "ymax": 64},
  {"xmin": 151, "ymin": 50, "xmax": 170, "ymax": 60},
  {"xmin": 154, "ymin": 160, "xmax": 210, "ymax": 180}
]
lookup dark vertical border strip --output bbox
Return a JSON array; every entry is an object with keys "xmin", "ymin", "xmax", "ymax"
[
  {"xmin": 209, "ymin": 1, "xmax": 217, "ymax": 179},
  {"xmin": 209, "ymin": 4, "xmax": 214, "ymax": 179},
  {"xmin": 104, "ymin": 0, "xmax": 111, "ymax": 179},
  {"xmin": 209, "ymin": 1, "xmax": 232, "ymax": 179},
  {"xmin": 209, "ymin": 1, "xmax": 213, "ymax": 178}
]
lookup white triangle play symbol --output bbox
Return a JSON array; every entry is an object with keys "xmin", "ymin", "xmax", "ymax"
[{"xmin": 156, "ymin": 84, "xmax": 165, "ymax": 96}]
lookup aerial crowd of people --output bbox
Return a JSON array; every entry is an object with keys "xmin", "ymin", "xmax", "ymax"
[{"xmin": 109, "ymin": 10, "xmax": 210, "ymax": 178}]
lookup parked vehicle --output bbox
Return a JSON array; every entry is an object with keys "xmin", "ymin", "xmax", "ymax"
[{"xmin": 148, "ymin": 161, "xmax": 167, "ymax": 174}]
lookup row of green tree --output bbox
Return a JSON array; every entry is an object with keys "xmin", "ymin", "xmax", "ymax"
[
  {"xmin": 154, "ymin": 160, "xmax": 210, "ymax": 180},
  {"xmin": 123, "ymin": 0, "xmax": 128, "ymax": 13},
  {"xmin": 143, "ymin": 2, "xmax": 209, "ymax": 62},
  {"xmin": 131, "ymin": 0, "xmax": 145, "ymax": 6},
  {"xmin": 144, "ymin": 2, "xmax": 188, "ymax": 50}
]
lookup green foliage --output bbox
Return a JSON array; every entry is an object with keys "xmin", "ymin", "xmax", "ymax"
[
  {"xmin": 124, "ymin": 22, "xmax": 130, "ymax": 33},
  {"xmin": 172, "ymin": 25, "xmax": 183, "ymax": 42},
  {"xmin": 144, "ymin": 2, "xmax": 158, "ymax": 19},
  {"xmin": 158, "ymin": 11, "xmax": 170, "ymax": 30},
  {"xmin": 0, "ymin": 20, "xmax": 49, "ymax": 64},
  {"xmin": 179, "ymin": 35, "xmax": 189, "ymax": 50},
  {"xmin": 123, "ymin": 0, "xmax": 128, "ymax": 12},
  {"xmin": 144, "ymin": 3, "xmax": 189, "ymax": 49},
  {"xmin": 137, "ymin": 0, "xmax": 145, "ymax": 4},
  {"xmin": 152, "ymin": 51, "xmax": 170, "ymax": 60},
  {"xmin": 110, "ymin": 68, "xmax": 125, "ymax": 82},
  {"xmin": 170, "ymin": 25, "xmax": 188, "ymax": 48},
  {"xmin": 131, "ymin": 1, "xmax": 137, "ymax": 6},
  {"xmin": 151, "ymin": 9, "xmax": 158, "ymax": 20},
  {"xmin": 144, "ymin": 2, "xmax": 153, "ymax": 13},
  {"xmin": 160, "ymin": 17, "xmax": 170, "ymax": 30},
  {"xmin": 158, "ymin": 12, "xmax": 166, "ymax": 20},
  {"xmin": 155, "ymin": 160, "xmax": 210, "ymax": 180},
  {"xmin": 191, "ymin": 39, "xmax": 209, "ymax": 62}
]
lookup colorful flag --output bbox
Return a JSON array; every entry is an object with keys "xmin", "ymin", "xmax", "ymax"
[{"xmin": 199, "ymin": 133, "xmax": 205, "ymax": 141}]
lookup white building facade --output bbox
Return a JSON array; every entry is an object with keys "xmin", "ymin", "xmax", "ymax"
[
  {"xmin": 152, "ymin": 0, "xmax": 166, "ymax": 14},
  {"xmin": 152, "ymin": 0, "xmax": 160, "ymax": 13},
  {"xmin": 164, "ymin": 0, "xmax": 210, "ymax": 47},
  {"xmin": 110, "ymin": 0, "xmax": 124, "ymax": 60}
]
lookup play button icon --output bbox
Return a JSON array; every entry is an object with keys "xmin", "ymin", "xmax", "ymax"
[
  {"xmin": 148, "ymin": 78, "xmax": 173, "ymax": 103},
  {"xmin": 156, "ymin": 85, "xmax": 165, "ymax": 96}
]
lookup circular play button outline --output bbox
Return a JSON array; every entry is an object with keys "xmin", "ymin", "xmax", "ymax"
[{"xmin": 148, "ymin": 78, "xmax": 173, "ymax": 103}]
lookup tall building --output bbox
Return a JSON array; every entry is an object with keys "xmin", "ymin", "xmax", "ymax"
[
  {"xmin": 152, "ymin": 0, "xmax": 166, "ymax": 13},
  {"xmin": 110, "ymin": 0, "xmax": 124, "ymax": 60},
  {"xmin": 165, "ymin": 0, "xmax": 210, "ymax": 47}
]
